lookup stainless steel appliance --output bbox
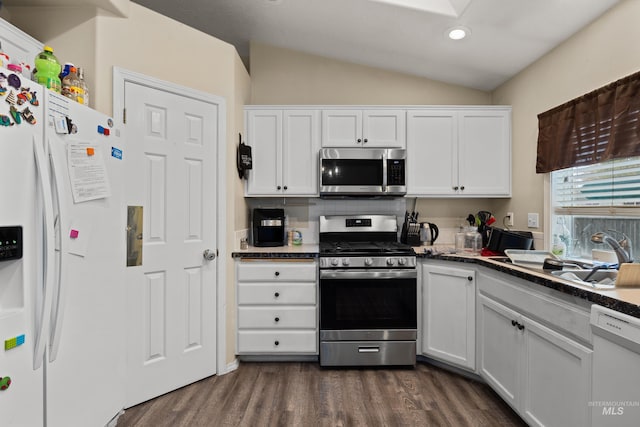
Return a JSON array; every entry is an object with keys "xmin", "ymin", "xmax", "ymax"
[
  {"xmin": 319, "ymin": 148, "xmax": 406, "ymax": 197},
  {"xmin": 252, "ymin": 208, "xmax": 285, "ymax": 247},
  {"xmin": 319, "ymin": 215, "xmax": 417, "ymax": 366}
]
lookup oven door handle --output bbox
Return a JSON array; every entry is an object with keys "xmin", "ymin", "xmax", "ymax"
[
  {"xmin": 382, "ymin": 151, "xmax": 388, "ymax": 193},
  {"xmin": 320, "ymin": 269, "xmax": 417, "ymax": 280}
]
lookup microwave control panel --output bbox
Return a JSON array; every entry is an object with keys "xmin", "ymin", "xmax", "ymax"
[
  {"xmin": 0, "ymin": 226, "xmax": 23, "ymax": 261},
  {"xmin": 387, "ymin": 159, "xmax": 405, "ymax": 185}
]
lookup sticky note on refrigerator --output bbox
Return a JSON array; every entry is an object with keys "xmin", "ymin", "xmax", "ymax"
[
  {"xmin": 86, "ymin": 147, "xmax": 95, "ymax": 156},
  {"xmin": 67, "ymin": 220, "xmax": 92, "ymax": 257}
]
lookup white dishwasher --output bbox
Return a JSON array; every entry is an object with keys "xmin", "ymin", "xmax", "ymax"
[{"xmin": 590, "ymin": 305, "xmax": 640, "ymax": 427}]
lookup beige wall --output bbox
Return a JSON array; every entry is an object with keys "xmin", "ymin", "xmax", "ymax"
[
  {"xmin": 7, "ymin": 2, "xmax": 250, "ymax": 366},
  {"xmin": 250, "ymin": 42, "xmax": 491, "ymax": 105},
  {"xmin": 491, "ymin": 0, "xmax": 640, "ymax": 234}
]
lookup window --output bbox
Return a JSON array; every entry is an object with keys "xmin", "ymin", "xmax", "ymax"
[
  {"xmin": 541, "ymin": 71, "xmax": 640, "ymax": 262},
  {"xmin": 551, "ymin": 157, "xmax": 640, "ymax": 261}
]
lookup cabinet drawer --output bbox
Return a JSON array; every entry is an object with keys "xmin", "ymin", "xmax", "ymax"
[
  {"xmin": 238, "ymin": 282, "xmax": 316, "ymax": 304},
  {"xmin": 237, "ymin": 262, "xmax": 316, "ymax": 282},
  {"xmin": 238, "ymin": 306, "xmax": 316, "ymax": 329},
  {"xmin": 238, "ymin": 330, "xmax": 317, "ymax": 353}
]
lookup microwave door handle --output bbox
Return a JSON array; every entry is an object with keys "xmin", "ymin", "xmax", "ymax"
[{"xmin": 382, "ymin": 152, "xmax": 387, "ymax": 193}]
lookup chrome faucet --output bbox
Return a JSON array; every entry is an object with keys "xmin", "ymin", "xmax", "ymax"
[{"xmin": 591, "ymin": 231, "xmax": 633, "ymax": 265}]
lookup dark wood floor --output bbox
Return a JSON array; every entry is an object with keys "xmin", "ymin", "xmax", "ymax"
[{"xmin": 118, "ymin": 362, "xmax": 527, "ymax": 427}]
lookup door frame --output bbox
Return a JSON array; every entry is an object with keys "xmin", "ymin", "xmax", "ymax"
[{"xmin": 112, "ymin": 67, "xmax": 228, "ymax": 376}]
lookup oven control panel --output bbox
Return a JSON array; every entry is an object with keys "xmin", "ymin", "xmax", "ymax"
[
  {"xmin": 320, "ymin": 256, "xmax": 416, "ymax": 269},
  {"xmin": 0, "ymin": 226, "xmax": 23, "ymax": 261}
]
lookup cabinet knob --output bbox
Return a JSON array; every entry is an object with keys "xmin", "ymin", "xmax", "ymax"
[
  {"xmin": 467, "ymin": 276, "xmax": 473, "ymax": 281},
  {"xmin": 283, "ymin": 185, "xmax": 288, "ymax": 190},
  {"xmin": 460, "ymin": 186, "xmax": 465, "ymax": 191},
  {"xmin": 274, "ymin": 271, "xmax": 280, "ymax": 277},
  {"xmin": 357, "ymin": 138, "xmax": 362, "ymax": 143},
  {"xmin": 274, "ymin": 317, "xmax": 280, "ymax": 322},
  {"xmin": 274, "ymin": 292, "xmax": 280, "ymax": 298},
  {"xmin": 511, "ymin": 320, "xmax": 517, "ymax": 327},
  {"xmin": 277, "ymin": 185, "xmax": 282, "ymax": 190},
  {"xmin": 274, "ymin": 340, "xmax": 280, "ymax": 346},
  {"xmin": 517, "ymin": 323, "xmax": 525, "ymax": 331},
  {"xmin": 453, "ymin": 186, "xmax": 459, "ymax": 191},
  {"xmin": 363, "ymin": 138, "xmax": 368, "ymax": 143}
]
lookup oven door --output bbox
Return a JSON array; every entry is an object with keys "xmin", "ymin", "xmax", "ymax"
[
  {"xmin": 319, "ymin": 157, "xmax": 384, "ymax": 195},
  {"xmin": 319, "ymin": 269, "xmax": 417, "ymax": 341}
]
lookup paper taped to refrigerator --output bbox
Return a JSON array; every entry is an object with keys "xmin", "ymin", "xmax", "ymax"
[{"xmin": 67, "ymin": 142, "xmax": 111, "ymax": 203}]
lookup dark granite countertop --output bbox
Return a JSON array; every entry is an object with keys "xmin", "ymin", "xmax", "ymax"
[
  {"xmin": 415, "ymin": 249, "xmax": 640, "ymax": 319},
  {"xmin": 232, "ymin": 244, "xmax": 319, "ymax": 259}
]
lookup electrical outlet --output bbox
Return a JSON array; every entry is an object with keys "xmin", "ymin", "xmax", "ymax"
[
  {"xmin": 506, "ymin": 212, "xmax": 514, "ymax": 226},
  {"xmin": 527, "ymin": 213, "xmax": 539, "ymax": 228}
]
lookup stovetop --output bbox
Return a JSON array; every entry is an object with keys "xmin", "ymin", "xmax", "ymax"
[{"xmin": 319, "ymin": 241, "xmax": 415, "ymax": 257}]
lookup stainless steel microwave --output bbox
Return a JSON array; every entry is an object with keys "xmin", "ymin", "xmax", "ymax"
[{"xmin": 319, "ymin": 148, "xmax": 406, "ymax": 197}]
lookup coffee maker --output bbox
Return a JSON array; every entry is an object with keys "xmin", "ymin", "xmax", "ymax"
[{"xmin": 252, "ymin": 208, "xmax": 285, "ymax": 247}]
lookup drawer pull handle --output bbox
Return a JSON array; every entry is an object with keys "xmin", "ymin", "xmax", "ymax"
[
  {"xmin": 358, "ymin": 346, "xmax": 379, "ymax": 353},
  {"xmin": 274, "ymin": 340, "xmax": 280, "ymax": 346},
  {"xmin": 274, "ymin": 317, "xmax": 280, "ymax": 322},
  {"xmin": 274, "ymin": 271, "xmax": 280, "ymax": 277},
  {"xmin": 274, "ymin": 292, "xmax": 280, "ymax": 298}
]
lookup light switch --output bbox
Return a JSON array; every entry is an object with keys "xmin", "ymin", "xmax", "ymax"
[{"xmin": 527, "ymin": 213, "xmax": 539, "ymax": 228}]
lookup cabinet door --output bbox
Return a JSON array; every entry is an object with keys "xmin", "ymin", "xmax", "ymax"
[
  {"xmin": 522, "ymin": 318, "xmax": 592, "ymax": 427},
  {"xmin": 457, "ymin": 109, "xmax": 511, "ymax": 196},
  {"xmin": 245, "ymin": 110, "xmax": 282, "ymax": 195},
  {"xmin": 479, "ymin": 295, "xmax": 522, "ymax": 409},
  {"xmin": 362, "ymin": 110, "xmax": 406, "ymax": 148},
  {"xmin": 321, "ymin": 110, "xmax": 363, "ymax": 147},
  {"xmin": 406, "ymin": 110, "xmax": 457, "ymax": 195},
  {"xmin": 282, "ymin": 110, "xmax": 321, "ymax": 196},
  {"xmin": 421, "ymin": 264, "xmax": 475, "ymax": 370}
]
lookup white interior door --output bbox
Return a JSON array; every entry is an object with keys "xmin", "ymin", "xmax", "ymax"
[{"xmin": 123, "ymin": 80, "xmax": 219, "ymax": 407}]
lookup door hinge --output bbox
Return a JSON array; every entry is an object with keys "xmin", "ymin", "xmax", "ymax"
[{"xmin": 123, "ymin": 108, "xmax": 126, "ymax": 124}]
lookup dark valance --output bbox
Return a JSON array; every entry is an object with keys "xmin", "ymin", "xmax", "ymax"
[{"xmin": 536, "ymin": 70, "xmax": 640, "ymax": 173}]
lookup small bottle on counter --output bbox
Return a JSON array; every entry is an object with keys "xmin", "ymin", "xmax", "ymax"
[
  {"xmin": 464, "ymin": 227, "xmax": 483, "ymax": 255},
  {"xmin": 551, "ymin": 234, "xmax": 566, "ymax": 257}
]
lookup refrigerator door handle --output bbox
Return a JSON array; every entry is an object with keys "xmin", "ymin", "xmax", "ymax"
[
  {"xmin": 32, "ymin": 136, "xmax": 56, "ymax": 370},
  {"xmin": 47, "ymin": 139, "xmax": 67, "ymax": 363}
]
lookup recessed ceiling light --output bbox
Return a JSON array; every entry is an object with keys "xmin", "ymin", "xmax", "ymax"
[{"xmin": 447, "ymin": 26, "xmax": 470, "ymax": 40}]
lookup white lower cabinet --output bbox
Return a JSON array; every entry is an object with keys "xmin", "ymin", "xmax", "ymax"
[
  {"xmin": 421, "ymin": 263, "xmax": 476, "ymax": 370},
  {"xmin": 236, "ymin": 259, "xmax": 318, "ymax": 355},
  {"xmin": 479, "ymin": 293, "xmax": 592, "ymax": 427}
]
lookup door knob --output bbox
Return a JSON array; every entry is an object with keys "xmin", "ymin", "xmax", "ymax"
[{"xmin": 203, "ymin": 249, "xmax": 216, "ymax": 261}]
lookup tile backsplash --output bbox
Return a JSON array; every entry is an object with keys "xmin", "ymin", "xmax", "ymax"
[
  {"xmin": 242, "ymin": 198, "xmax": 544, "ymax": 249},
  {"xmin": 246, "ymin": 198, "xmax": 408, "ymax": 244}
]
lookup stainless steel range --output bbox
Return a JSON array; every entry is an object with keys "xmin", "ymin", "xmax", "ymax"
[{"xmin": 318, "ymin": 215, "xmax": 417, "ymax": 367}]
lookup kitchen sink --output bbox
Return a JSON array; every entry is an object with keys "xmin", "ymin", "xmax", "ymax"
[{"xmin": 550, "ymin": 269, "xmax": 617, "ymax": 288}]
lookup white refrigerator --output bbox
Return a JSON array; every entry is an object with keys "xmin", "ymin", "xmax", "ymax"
[{"xmin": 0, "ymin": 68, "xmax": 126, "ymax": 426}]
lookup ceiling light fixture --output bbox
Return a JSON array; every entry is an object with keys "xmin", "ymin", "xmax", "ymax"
[{"xmin": 447, "ymin": 26, "xmax": 470, "ymax": 40}]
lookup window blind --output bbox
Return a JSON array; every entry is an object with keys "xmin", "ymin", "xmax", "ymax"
[
  {"xmin": 537, "ymin": 70, "xmax": 640, "ymax": 173},
  {"xmin": 552, "ymin": 157, "xmax": 640, "ymax": 207}
]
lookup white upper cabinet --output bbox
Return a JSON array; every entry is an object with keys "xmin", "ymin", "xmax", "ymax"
[
  {"xmin": 407, "ymin": 107, "xmax": 511, "ymax": 197},
  {"xmin": 245, "ymin": 108, "xmax": 320, "ymax": 197},
  {"xmin": 322, "ymin": 109, "xmax": 406, "ymax": 148}
]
